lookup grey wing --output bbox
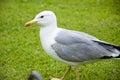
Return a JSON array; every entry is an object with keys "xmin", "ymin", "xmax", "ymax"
[
  {"xmin": 71, "ymin": 30, "xmax": 99, "ymax": 41},
  {"xmin": 51, "ymin": 29, "xmax": 117, "ymax": 62}
]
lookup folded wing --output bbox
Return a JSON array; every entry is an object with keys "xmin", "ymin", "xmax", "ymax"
[{"xmin": 51, "ymin": 29, "xmax": 120, "ymax": 62}]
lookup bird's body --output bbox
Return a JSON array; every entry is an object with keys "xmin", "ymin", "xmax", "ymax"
[
  {"xmin": 40, "ymin": 27, "xmax": 82, "ymax": 65},
  {"xmin": 40, "ymin": 26, "xmax": 120, "ymax": 66},
  {"xmin": 25, "ymin": 11, "xmax": 120, "ymax": 80},
  {"xmin": 40, "ymin": 26, "xmax": 70, "ymax": 64}
]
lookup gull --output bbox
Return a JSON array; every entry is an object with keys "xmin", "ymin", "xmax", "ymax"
[{"xmin": 25, "ymin": 11, "xmax": 120, "ymax": 80}]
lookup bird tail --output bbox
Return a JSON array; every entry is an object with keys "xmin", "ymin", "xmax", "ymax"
[{"xmin": 93, "ymin": 40, "xmax": 120, "ymax": 59}]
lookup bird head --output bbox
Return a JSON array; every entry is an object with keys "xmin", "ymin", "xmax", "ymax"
[{"xmin": 25, "ymin": 11, "xmax": 57, "ymax": 27}]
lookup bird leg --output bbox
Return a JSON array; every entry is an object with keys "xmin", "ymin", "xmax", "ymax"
[
  {"xmin": 60, "ymin": 66, "xmax": 71, "ymax": 80},
  {"xmin": 51, "ymin": 66, "xmax": 71, "ymax": 80},
  {"xmin": 75, "ymin": 67, "xmax": 79, "ymax": 80}
]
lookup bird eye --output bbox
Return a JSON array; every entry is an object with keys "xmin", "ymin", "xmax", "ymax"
[{"xmin": 40, "ymin": 16, "xmax": 44, "ymax": 18}]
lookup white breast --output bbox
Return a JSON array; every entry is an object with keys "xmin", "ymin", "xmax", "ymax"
[{"xmin": 40, "ymin": 27, "xmax": 58, "ymax": 58}]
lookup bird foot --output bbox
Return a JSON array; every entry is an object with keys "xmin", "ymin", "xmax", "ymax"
[{"xmin": 51, "ymin": 78, "xmax": 61, "ymax": 80}]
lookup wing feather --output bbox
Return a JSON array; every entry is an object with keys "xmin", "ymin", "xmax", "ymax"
[{"xmin": 51, "ymin": 29, "xmax": 113, "ymax": 62}]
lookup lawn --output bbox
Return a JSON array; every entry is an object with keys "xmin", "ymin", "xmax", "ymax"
[{"xmin": 0, "ymin": 0, "xmax": 120, "ymax": 80}]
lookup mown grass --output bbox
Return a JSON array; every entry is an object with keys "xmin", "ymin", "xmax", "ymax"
[{"xmin": 0, "ymin": 0, "xmax": 120, "ymax": 80}]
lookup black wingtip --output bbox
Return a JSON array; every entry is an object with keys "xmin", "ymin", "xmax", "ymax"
[
  {"xmin": 114, "ymin": 46, "xmax": 120, "ymax": 51},
  {"xmin": 115, "ymin": 54, "xmax": 120, "ymax": 58},
  {"xmin": 93, "ymin": 40, "xmax": 120, "ymax": 52},
  {"xmin": 100, "ymin": 56, "xmax": 113, "ymax": 59},
  {"xmin": 100, "ymin": 54, "xmax": 120, "ymax": 59}
]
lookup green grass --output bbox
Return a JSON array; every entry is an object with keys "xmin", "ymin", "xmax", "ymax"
[{"xmin": 0, "ymin": 0, "xmax": 120, "ymax": 80}]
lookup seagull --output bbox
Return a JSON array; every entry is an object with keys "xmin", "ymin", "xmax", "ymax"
[{"xmin": 25, "ymin": 11, "xmax": 120, "ymax": 80}]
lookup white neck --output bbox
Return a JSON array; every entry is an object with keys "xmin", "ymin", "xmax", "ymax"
[
  {"xmin": 40, "ymin": 24, "xmax": 57, "ymax": 34},
  {"xmin": 39, "ymin": 24, "xmax": 58, "ymax": 53}
]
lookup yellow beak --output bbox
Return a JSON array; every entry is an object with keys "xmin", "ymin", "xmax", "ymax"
[{"xmin": 25, "ymin": 20, "xmax": 37, "ymax": 27}]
